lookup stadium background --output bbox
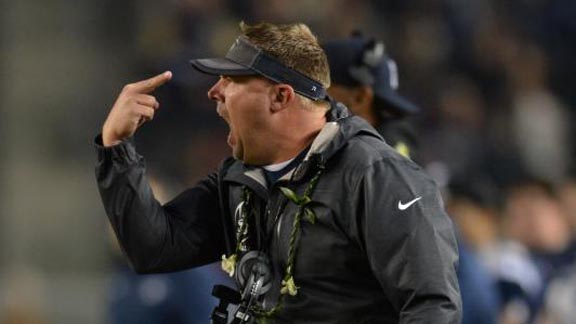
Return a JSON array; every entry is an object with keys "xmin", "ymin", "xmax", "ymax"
[{"xmin": 1, "ymin": 0, "xmax": 576, "ymax": 323}]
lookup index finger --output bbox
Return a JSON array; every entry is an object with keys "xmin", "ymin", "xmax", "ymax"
[{"xmin": 128, "ymin": 71, "xmax": 173, "ymax": 93}]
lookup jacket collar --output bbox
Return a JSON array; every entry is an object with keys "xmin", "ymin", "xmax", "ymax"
[{"xmin": 223, "ymin": 99, "xmax": 383, "ymax": 194}]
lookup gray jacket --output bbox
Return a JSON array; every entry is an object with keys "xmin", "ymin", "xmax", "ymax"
[{"xmin": 95, "ymin": 102, "xmax": 462, "ymax": 323}]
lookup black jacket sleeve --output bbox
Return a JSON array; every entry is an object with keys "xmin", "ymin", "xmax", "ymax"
[
  {"xmin": 357, "ymin": 157, "xmax": 462, "ymax": 323},
  {"xmin": 94, "ymin": 135, "xmax": 226, "ymax": 273}
]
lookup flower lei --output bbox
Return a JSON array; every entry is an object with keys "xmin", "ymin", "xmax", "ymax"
[{"xmin": 221, "ymin": 162, "xmax": 325, "ymax": 319}]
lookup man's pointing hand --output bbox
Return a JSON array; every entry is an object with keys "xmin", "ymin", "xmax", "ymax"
[{"xmin": 102, "ymin": 71, "xmax": 172, "ymax": 147}]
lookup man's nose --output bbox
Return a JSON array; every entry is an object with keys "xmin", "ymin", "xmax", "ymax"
[{"xmin": 207, "ymin": 78, "xmax": 224, "ymax": 102}]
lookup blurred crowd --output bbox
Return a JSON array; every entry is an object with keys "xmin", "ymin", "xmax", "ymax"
[{"xmin": 2, "ymin": 0, "xmax": 576, "ymax": 323}]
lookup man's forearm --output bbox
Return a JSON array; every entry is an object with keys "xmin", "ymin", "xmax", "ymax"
[{"xmin": 95, "ymin": 136, "xmax": 171, "ymax": 272}]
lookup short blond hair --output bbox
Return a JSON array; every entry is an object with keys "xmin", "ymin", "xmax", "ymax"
[{"xmin": 240, "ymin": 22, "xmax": 331, "ymax": 90}]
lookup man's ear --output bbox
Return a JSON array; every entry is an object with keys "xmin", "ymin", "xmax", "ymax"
[{"xmin": 271, "ymin": 84, "xmax": 295, "ymax": 112}]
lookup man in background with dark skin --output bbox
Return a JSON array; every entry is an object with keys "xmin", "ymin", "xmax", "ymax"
[
  {"xmin": 96, "ymin": 22, "xmax": 461, "ymax": 323},
  {"xmin": 323, "ymin": 33, "xmax": 419, "ymax": 158}
]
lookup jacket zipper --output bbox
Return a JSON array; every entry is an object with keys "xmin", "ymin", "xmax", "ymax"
[{"xmin": 265, "ymin": 185, "xmax": 290, "ymax": 267}]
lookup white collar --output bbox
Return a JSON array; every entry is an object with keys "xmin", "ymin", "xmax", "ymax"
[{"xmin": 262, "ymin": 157, "xmax": 296, "ymax": 172}]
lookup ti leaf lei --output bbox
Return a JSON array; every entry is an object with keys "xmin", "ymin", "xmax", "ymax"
[{"xmin": 221, "ymin": 161, "xmax": 325, "ymax": 319}]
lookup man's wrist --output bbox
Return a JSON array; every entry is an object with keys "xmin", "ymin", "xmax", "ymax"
[
  {"xmin": 94, "ymin": 134, "xmax": 138, "ymax": 164},
  {"xmin": 103, "ymin": 137, "xmax": 122, "ymax": 147},
  {"xmin": 102, "ymin": 129, "xmax": 122, "ymax": 147}
]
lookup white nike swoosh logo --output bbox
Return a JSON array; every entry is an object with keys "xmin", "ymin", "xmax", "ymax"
[{"xmin": 398, "ymin": 197, "xmax": 422, "ymax": 210}]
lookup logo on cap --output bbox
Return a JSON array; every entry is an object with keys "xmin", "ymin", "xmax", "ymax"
[{"xmin": 387, "ymin": 59, "xmax": 399, "ymax": 90}]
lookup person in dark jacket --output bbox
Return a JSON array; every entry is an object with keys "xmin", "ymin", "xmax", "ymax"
[
  {"xmin": 322, "ymin": 33, "xmax": 420, "ymax": 159},
  {"xmin": 95, "ymin": 22, "xmax": 461, "ymax": 323}
]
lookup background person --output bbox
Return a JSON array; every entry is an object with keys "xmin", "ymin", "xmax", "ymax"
[{"xmin": 322, "ymin": 33, "xmax": 420, "ymax": 158}]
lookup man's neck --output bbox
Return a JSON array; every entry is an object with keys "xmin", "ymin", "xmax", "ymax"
[
  {"xmin": 263, "ymin": 158, "xmax": 295, "ymax": 172},
  {"xmin": 261, "ymin": 146, "xmax": 310, "ymax": 185},
  {"xmin": 262, "ymin": 99, "xmax": 328, "ymax": 163}
]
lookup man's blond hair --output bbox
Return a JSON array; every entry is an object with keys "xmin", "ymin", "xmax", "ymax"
[{"xmin": 240, "ymin": 22, "xmax": 331, "ymax": 109}]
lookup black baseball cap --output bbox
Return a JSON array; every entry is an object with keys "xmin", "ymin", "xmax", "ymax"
[
  {"xmin": 323, "ymin": 35, "xmax": 419, "ymax": 115},
  {"xmin": 190, "ymin": 36, "xmax": 327, "ymax": 101}
]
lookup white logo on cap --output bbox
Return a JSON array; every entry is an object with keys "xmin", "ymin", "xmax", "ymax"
[
  {"xmin": 311, "ymin": 86, "xmax": 317, "ymax": 92},
  {"xmin": 387, "ymin": 59, "xmax": 399, "ymax": 90},
  {"xmin": 365, "ymin": 42, "xmax": 385, "ymax": 67},
  {"xmin": 228, "ymin": 39, "xmax": 240, "ymax": 52}
]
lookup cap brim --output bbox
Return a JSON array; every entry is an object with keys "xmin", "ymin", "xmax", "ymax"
[
  {"xmin": 375, "ymin": 89, "xmax": 420, "ymax": 116},
  {"xmin": 190, "ymin": 58, "xmax": 257, "ymax": 76}
]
